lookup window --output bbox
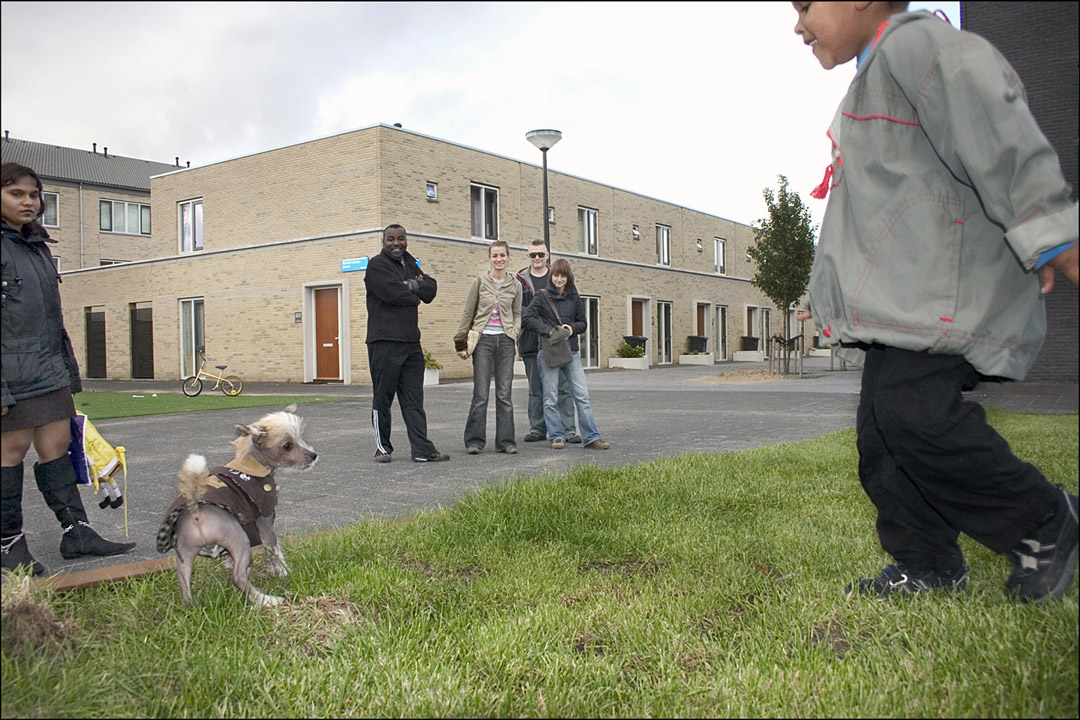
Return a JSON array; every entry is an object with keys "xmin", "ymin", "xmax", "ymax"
[
  {"xmin": 42, "ymin": 192, "xmax": 59, "ymax": 227},
  {"xmin": 580, "ymin": 295, "xmax": 600, "ymax": 368},
  {"xmin": 99, "ymin": 199, "xmax": 151, "ymax": 235},
  {"xmin": 658, "ymin": 301, "xmax": 673, "ymax": 364},
  {"xmin": 578, "ymin": 207, "xmax": 598, "ymax": 255},
  {"xmin": 656, "ymin": 224, "xmax": 670, "ymax": 266},
  {"xmin": 715, "ymin": 237, "xmax": 726, "ymax": 274},
  {"xmin": 470, "ymin": 184, "xmax": 499, "ymax": 240},
  {"xmin": 99, "ymin": 259, "xmax": 126, "ymax": 266},
  {"xmin": 179, "ymin": 297, "xmax": 205, "ymax": 378},
  {"xmin": 178, "ymin": 199, "xmax": 203, "ymax": 253},
  {"xmin": 426, "ymin": 182, "xmax": 438, "ymax": 202},
  {"xmin": 716, "ymin": 305, "xmax": 729, "ymax": 360}
]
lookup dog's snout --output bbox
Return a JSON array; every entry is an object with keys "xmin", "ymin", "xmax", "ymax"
[{"xmin": 307, "ymin": 450, "xmax": 318, "ymax": 463}]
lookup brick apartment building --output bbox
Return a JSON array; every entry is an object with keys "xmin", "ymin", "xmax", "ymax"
[
  {"xmin": 47, "ymin": 124, "xmax": 776, "ymax": 385},
  {"xmin": 1, "ymin": 134, "xmax": 180, "ymax": 270}
]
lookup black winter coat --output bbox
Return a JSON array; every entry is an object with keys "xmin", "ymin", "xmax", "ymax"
[
  {"xmin": 364, "ymin": 248, "xmax": 438, "ymax": 344},
  {"xmin": 1, "ymin": 221, "xmax": 82, "ymax": 409},
  {"xmin": 522, "ymin": 288, "xmax": 587, "ymax": 353}
]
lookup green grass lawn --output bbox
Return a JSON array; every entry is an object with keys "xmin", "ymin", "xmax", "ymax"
[
  {"xmin": 75, "ymin": 391, "xmax": 335, "ymax": 419},
  {"xmin": 3, "ymin": 409, "xmax": 1077, "ymax": 718}
]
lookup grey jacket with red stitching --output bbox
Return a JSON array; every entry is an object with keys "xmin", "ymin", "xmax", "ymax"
[{"xmin": 808, "ymin": 11, "xmax": 1077, "ymax": 380}]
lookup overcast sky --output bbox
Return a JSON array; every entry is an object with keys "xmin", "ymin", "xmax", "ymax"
[{"xmin": 1, "ymin": 1, "xmax": 959, "ymax": 228}]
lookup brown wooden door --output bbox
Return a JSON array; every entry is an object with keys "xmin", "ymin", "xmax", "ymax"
[
  {"xmin": 632, "ymin": 300, "xmax": 644, "ymax": 336},
  {"xmin": 697, "ymin": 305, "xmax": 706, "ymax": 336},
  {"xmin": 314, "ymin": 288, "xmax": 340, "ymax": 381}
]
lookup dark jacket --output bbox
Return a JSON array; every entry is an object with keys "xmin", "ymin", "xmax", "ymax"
[
  {"xmin": 157, "ymin": 464, "xmax": 279, "ymax": 551},
  {"xmin": 1, "ymin": 221, "xmax": 82, "ymax": 409},
  {"xmin": 364, "ymin": 248, "xmax": 437, "ymax": 344},
  {"xmin": 515, "ymin": 268, "xmax": 553, "ymax": 357},
  {"xmin": 522, "ymin": 287, "xmax": 587, "ymax": 353}
]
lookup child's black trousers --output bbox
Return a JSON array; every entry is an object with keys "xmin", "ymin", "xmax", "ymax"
[{"xmin": 855, "ymin": 344, "xmax": 1059, "ymax": 573}]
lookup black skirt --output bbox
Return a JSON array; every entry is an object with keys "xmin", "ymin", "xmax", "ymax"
[{"xmin": 0, "ymin": 388, "xmax": 76, "ymax": 432}]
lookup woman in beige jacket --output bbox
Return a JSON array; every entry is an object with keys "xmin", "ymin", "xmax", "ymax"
[{"xmin": 456, "ymin": 241, "xmax": 522, "ymax": 454}]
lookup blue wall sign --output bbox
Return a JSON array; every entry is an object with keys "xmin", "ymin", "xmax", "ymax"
[{"xmin": 341, "ymin": 257, "xmax": 368, "ymax": 273}]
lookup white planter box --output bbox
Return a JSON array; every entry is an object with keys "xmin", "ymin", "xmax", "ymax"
[
  {"xmin": 424, "ymin": 368, "xmax": 440, "ymax": 386},
  {"xmin": 678, "ymin": 353, "xmax": 714, "ymax": 365},
  {"xmin": 608, "ymin": 357, "xmax": 649, "ymax": 370},
  {"xmin": 514, "ymin": 359, "xmax": 527, "ymax": 376},
  {"xmin": 732, "ymin": 350, "xmax": 764, "ymax": 362},
  {"xmin": 808, "ymin": 347, "xmax": 832, "ymax": 357}
]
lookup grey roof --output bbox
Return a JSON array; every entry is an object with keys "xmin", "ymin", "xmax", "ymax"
[{"xmin": 1, "ymin": 136, "xmax": 179, "ymax": 193}]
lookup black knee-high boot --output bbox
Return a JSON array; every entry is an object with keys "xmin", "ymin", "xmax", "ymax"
[
  {"xmin": 34, "ymin": 456, "xmax": 136, "ymax": 559},
  {"xmin": 1, "ymin": 464, "xmax": 46, "ymax": 576}
]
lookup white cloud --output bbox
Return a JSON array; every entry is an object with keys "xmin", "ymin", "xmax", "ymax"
[{"xmin": 2, "ymin": 1, "xmax": 958, "ymax": 226}]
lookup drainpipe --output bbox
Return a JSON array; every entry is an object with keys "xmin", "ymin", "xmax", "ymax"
[{"xmin": 79, "ymin": 183, "xmax": 85, "ymax": 268}]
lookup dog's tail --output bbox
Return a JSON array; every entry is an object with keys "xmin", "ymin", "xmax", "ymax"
[{"xmin": 177, "ymin": 454, "xmax": 211, "ymax": 511}]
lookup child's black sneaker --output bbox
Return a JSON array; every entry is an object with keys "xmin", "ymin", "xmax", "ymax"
[
  {"xmin": 1006, "ymin": 486, "xmax": 1079, "ymax": 604},
  {"xmin": 845, "ymin": 562, "xmax": 968, "ymax": 599}
]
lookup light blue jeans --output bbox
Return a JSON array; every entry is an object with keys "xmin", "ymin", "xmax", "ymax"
[
  {"xmin": 536, "ymin": 349, "xmax": 601, "ymax": 445},
  {"xmin": 522, "ymin": 354, "xmax": 576, "ymax": 436}
]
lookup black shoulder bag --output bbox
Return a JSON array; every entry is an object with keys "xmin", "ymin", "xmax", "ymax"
[{"xmin": 539, "ymin": 290, "xmax": 574, "ymax": 368}]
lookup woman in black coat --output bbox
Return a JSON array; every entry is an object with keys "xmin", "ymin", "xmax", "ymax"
[
  {"xmin": 1, "ymin": 163, "xmax": 135, "ymax": 576},
  {"xmin": 521, "ymin": 259, "xmax": 609, "ymax": 450}
]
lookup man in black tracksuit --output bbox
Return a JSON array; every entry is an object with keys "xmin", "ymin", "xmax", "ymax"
[{"xmin": 364, "ymin": 224, "xmax": 449, "ymax": 463}]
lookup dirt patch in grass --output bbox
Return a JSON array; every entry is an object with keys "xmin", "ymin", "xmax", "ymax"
[{"xmin": 696, "ymin": 369, "xmax": 801, "ymax": 384}]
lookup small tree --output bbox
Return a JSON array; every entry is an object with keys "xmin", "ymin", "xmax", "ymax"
[{"xmin": 748, "ymin": 175, "xmax": 816, "ymax": 374}]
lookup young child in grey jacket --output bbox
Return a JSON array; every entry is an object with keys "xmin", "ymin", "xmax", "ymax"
[{"xmin": 791, "ymin": 2, "xmax": 1078, "ymax": 602}]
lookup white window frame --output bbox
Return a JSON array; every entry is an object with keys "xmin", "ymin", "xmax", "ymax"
[
  {"xmin": 426, "ymin": 182, "xmax": 438, "ymax": 202},
  {"xmin": 178, "ymin": 198, "xmax": 204, "ymax": 253},
  {"xmin": 100, "ymin": 199, "xmax": 151, "ymax": 235},
  {"xmin": 179, "ymin": 297, "xmax": 205, "ymax": 379},
  {"xmin": 715, "ymin": 237, "xmax": 726, "ymax": 275},
  {"xmin": 656, "ymin": 224, "xmax": 671, "ymax": 266},
  {"xmin": 42, "ymin": 192, "xmax": 59, "ymax": 227},
  {"xmin": 578, "ymin": 206, "xmax": 598, "ymax": 255},
  {"xmin": 470, "ymin": 184, "xmax": 499, "ymax": 240}
]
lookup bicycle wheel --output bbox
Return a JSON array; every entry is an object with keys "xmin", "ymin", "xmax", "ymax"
[
  {"xmin": 221, "ymin": 375, "xmax": 244, "ymax": 396},
  {"xmin": 181, "ymin": 376, "xmax": 203, "ymax": 397}
]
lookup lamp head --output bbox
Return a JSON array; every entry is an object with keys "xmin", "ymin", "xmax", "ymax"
[{"xmin": 526, "ymin": 129, "xmax": 562, "ymax": 152}]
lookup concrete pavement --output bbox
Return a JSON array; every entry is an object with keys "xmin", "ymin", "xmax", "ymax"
[{"xmin": 15, "ymin": 356, "xmax": 1077, "ymax": 584}]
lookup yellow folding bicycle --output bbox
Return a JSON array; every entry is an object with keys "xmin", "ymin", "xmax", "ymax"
[{"xmin": 181, "ymin": 354, "xmax": 244, "ymax": 397}]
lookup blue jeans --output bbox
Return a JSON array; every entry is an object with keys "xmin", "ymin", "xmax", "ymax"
[
  {"xmin": 464, "ymin": 333, "xmax": 516, "ymax": 450},
  {"xmin": 536, "ymin": 349, "xmax": 601, "ymax": 444},
  {"xmin": 522, "ymin": 354, "xmax": 576, "ymax": 436}
]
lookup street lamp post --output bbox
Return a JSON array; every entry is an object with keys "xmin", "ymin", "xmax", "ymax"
[{"xmin": 526, "ymin": 129, "xmax": 562, "ymax": 254}]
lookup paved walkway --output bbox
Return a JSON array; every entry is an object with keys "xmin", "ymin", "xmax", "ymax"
[{"xmin": 16, "ymin": 357, "xmax": 1077, "ymax": 587}]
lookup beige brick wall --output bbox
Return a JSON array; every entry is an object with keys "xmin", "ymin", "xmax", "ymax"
[
  {"xmin": 151, "ymin": 130, "xmax": 381, "ymax": 254},
  {"xmin": 60, "ymin": 124, "xmax": 782, "ymax": 386},
  {"xmin": 41, "ymin": 181, "xmax": 156, "ymax": 270}
]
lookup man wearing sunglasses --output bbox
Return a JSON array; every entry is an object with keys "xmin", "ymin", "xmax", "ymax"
[{"xmin": 516, "ymin": 239, "xmax": 579, "ymax": 443}]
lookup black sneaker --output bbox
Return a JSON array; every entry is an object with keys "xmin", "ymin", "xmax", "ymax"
[
  {"xmin": 566, "ymin": 433, "xmax": 583, "ymax": 444},
  {"xmin": 466, "ymin": 446, "xmax": 482, "ymax": 455},
  {"xmin": 499, "ymin": 445, "xmax": 518, "ymax": 455},
  {"xmin": 413, "ymin": 451, "xmax": 450, "ymax": 463},
  {"xmin": 845, "ymin": 563, "xmax": 968, "ymax": 599},
  {"xmin": 374, "ymin": 450, "xmax": 392, "ymax": 464},
  {"xmin": 1006, "ymin": 487, "xmax": 1079, "ymax": 604},
  {"xmin": 523, "ymin": 431, "xmax": 545, "ymax": 442}
]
